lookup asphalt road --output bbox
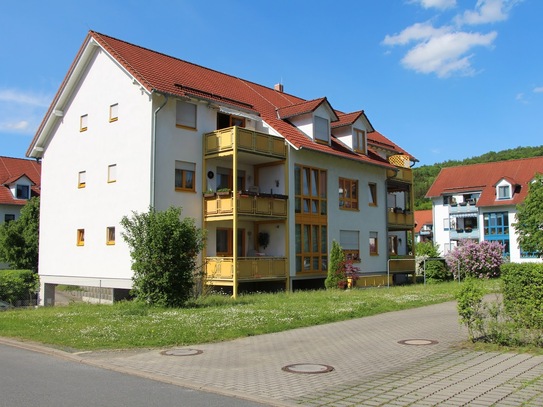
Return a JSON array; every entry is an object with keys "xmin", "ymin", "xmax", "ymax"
[{"xmin": 0, "ymin": 344, "xmax": 269, "ymax": 407}]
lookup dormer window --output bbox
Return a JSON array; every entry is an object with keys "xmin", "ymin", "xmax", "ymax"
[
  {"xmin": 353, "ymin": 128, "xmax": 367, "ymax": 153},
  {"xmin": 314, "ymin": 116, "xmax": 329, "ymax": 144},
  {"xmin": 498, "ymin": 185, "xmax": 511, "ymax": 199},
  {"xmin": 16, "ymin": 184, "xmax": 30, "ymax": 200}
]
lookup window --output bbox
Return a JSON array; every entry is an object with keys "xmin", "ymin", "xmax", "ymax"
[
  {"xmin": 484, "ymin": 212, "xmax": 509, "ymax": 237},
  {"xmin": 498, "ymin": 185, "xmax": 511, "ymax": 200},
  {"xmin": 80, "ymin": 114, "xmax": 88, "ymax": 132},
  {"xmin": 216, "ymin": 167, "xmax": 245, "ymax": 191},
  {"xmin": 175, "ymin": 161, "xmax": 195, "ymax": 191},
  {"xmin": 294, "ymin": 164, "xmax": 328, "ymax": 273},
  {"xmin": 368, "ymin": 183, "xmax": 377, "ymax": 206},
  {"xmin": 369, "ymin": 231, "xmax": 378, "ymax": 255},
  {"xmin": 314, "ymin": 116, "xmax": 329, "ymax": 143},
  {"xmin": 108, "ymin": 164, "xmax": 117, "ymax": 183},
  {"xmin": 78, "ymin": 171, "xmax": 86, "ymax": 188},
  {"xmin": 77, "ymin": 229, "xmax": 85, "ymax": 246},
  {"xmin": 16, "ymin": 184, "xmax": 30, "ymax": 199},
  {"xmin": 176, "ymin": 100, "xmax": 197, "ymax": 129},
  {"xmin": 388, "ymin": 235, "xmax": 398, "ymax": 255},
  {"xmin": 4, "ymin": 214, "xmax": 15, "ymax": 223},
  {"xmin": 106, "ymin": 227, "xmax": 115, "ymax": 245},
  {"xmin": 109, "ymin": 103, "xmax": 119, "ymax": 122},
  {"xmin": 216, "ymin": 228, "xmax": 244, "ymax": 257},
  {"xmin": 353, "ymin": 128, "xmax": 366, "ymax": 153},
  {"xmin": 217, "ymin": 112, "xmax": 245, "ymax": 129},
  {"xmin": 339, "ymin": 178, "xmax": 358, "ymax": 210},
  {"xmin": 340, "ymin": 230, "xmax": 360, "ymax": 261}
]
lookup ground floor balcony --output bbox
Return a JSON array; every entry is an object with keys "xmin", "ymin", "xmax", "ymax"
[
  {"xmin": 387, "ymin": 256, "xmax": 416, "ymax": 283},
  {"xmin": 204, "ymin": 257, "xmax": 288, "ymax": 283}
]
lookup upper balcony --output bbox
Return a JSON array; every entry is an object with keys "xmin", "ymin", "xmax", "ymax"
[
  {"xmin": 449, "ymin": 201, "xmax": 478, "ymax": 214},
  {"xmin": 204, "ymin": 127, "xmax": 287, "ymax": 159},
  {"xmin": 387, "ymin": 208, "xmax": 414, "ymax": 229}
]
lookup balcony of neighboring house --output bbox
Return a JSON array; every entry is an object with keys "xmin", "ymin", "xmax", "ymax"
[
  {"xmin": 202, "ymin": 125, "xmax": 289, "ymax": 296},
  {"xmin": 449, "ymin": 213, "xmax": 480, "ymax": 241}
]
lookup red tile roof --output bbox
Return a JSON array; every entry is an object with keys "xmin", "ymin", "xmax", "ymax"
[
  {"xmin": 414, "ymin": 210, "xmax": 433, "ymax": 234},
  {"xmin": 331, "ymin": 111, "xmax": 364, "ymax": 128},
  {"xmin": 368, "ymin": 130, "xmax": 414, "ymax": 159},
  {"xmin": 425, "ymin": 157, "xmax": 543, "ymax": 207},
  {"xmin": 276, "ymin": 98, "xmax": 330, "ymax": 120},
  {"xmin": 0, "ymin": 156, "xmax": 41, "ymax": 206},
  {"xmin": 30, "ymin": 31, "xmax": 414, "ymax": 169}
]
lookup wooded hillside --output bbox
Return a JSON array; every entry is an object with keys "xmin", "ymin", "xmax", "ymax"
[{"xmin": 413, "ymin": 145, "xmax": 543, "ymax": 210}]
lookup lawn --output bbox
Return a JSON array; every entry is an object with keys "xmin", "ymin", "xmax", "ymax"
[{"xmin": 0, "ymin": 280, "xmax": 499, "ymax": 352}]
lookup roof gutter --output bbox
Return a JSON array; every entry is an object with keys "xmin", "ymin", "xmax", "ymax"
[{"xmin": 150, "ymin": 92, "xmax": 168, "ymax": 208}]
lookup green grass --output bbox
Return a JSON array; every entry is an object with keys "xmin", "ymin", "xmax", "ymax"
[{"xmin": 0, "ymin": 281, "xmax": 498, "ymax": 352}]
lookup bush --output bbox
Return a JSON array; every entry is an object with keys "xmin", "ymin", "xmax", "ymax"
[
  {"xmin": 0, "ymin": 269, "xmax": 38, "ymax": 305},
  {"xmin": 445, "ymin": 240, "xmax": 503, "ymax": 279},
  {"xmin": 121, "ymin": 206, "xmax": 205, "ymax": 307},
  {"xmin": 424, "ymin": 260, "xmax": 451, "ymax": 283},
  {"xmin": 501, "ymin": 263, "xmax": 543, "ymax": 330},
  {"xmin": 455, "ymin": 278, "xmax": 486, "ymax": 341},
  {"xmin": 325, "ymin": 241, "xmax": 345, "ymax": 289}
]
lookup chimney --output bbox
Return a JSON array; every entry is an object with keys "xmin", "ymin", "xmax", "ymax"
[{"xmin": 274, "ymin": 83, "xmax": 284, "ymax": 93}]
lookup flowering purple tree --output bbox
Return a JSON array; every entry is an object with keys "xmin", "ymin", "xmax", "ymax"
[{"xmin": 445, "ymin": 240, "xmax": 504, "ymax": 279}]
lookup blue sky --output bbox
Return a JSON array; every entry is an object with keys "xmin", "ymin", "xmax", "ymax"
[{"xmin": 1, "ymin": 0, "xmax": 541, "ymax": 166}]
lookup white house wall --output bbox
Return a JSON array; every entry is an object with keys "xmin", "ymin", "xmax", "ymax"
[{"xmin": 38, "ymin": 47, "xmax": 152, "ymax": 292}]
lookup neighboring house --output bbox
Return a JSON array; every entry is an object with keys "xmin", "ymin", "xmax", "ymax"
[
  {"xmin": 425, "ymin": 157, "xmax": 543, "ymax": 261},
  {"xmin": 0, "ymin": 156, "xmax": 41, "ymax": 269},
  {"xmin": 414, "ymin": 210, "xmax": 433, "ymax": 243},
  {"xmin": 28, "ymin": 31, "xmax": 416, "ymax": 305}
]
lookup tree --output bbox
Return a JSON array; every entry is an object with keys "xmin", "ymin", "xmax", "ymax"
[
  {"xmin": 0, "ymin": 197, "xmax": 40, "ymax": 272},
  {"xmin": 513, "ymin": 173, "xmax": 543, "ymax": 256},
  {"xmin": 325, "ymin": 240, "xmax": 346, "ymax": 289},
  {"xmin": 120, "ymin": 206, "xmax": 206, "ymax": 307}
]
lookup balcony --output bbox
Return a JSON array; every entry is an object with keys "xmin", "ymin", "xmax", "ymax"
[
  {"xmin": 205, "ymin": 257, "xmax": 288, "ymax": 282},
  {"xmin": 449, "ymin": 202, "xmax": 478, "ymax": 214},
  {"xmin": 204, "ymin": 127, "xmax": 287, "ymax": 159},
  {"xmin": 386, "ymin": 167, "xmax": 413, "ymax": 183},
  {"xmin": 204, "ymin": 192, "xmax": 288, "ymax": 219},
  {"xmin": 387, "ymin": 208, "xmax": 414, "ymax": 228},
  {"xmin": 449, "ymin": 228, "xmax": 480, "ymax": 240}
]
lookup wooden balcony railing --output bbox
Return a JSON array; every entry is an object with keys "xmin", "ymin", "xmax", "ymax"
[
  {"xmin": 205, "ymin": 257, "xmax": 288, "ymax": 281},
  {"xmin": 204, "ymin": 193, "xmax": 287, "ymax": 218},
  {"xmin": 204, "ymin": 127, "xmax": 286, "ymax": 158},
  {"xmin": 388, "ymin": 257, "xmax": 416, "ymax": 273},
  {"xmin": 387, "ymin": 209, "xmax": 414, "ymax": 227}
]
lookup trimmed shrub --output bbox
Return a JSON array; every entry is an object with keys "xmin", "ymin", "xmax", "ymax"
[
  {"xmin": 0, "ymin": 269, "xmax": 38, "ymax": 305},
  {"xmin": 501, "ymin": 263, "xmax": 543, "ymax": 330},
  {"xmin": 424, "ymin": 259, "xmax": 451, "ymax": 283}
]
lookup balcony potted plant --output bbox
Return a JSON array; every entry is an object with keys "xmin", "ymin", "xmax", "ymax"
[
  {"xmin": 203, "ymin": 189, "xmax": 215, "ymax": 198},
  {"xmin": 216, "ymin": 188, "xmax": 231, "ymax": 197}
]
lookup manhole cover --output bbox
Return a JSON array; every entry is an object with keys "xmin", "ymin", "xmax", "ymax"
[
  {"xmin": 398, "ymin": 339, "xmax": 438, "ymax": 346},
  {"xmin": 282, "ymin": 363, "xmax": 334, "ymax": 374},
  {"xmin": 160, "ymin": 348, "xmax": 203, "ymax": 356}
]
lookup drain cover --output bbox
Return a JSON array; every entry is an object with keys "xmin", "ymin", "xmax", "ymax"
[
  {"xmin": 282, "ymin": 363, "xmax": 334, "ymax": 374},
  {"xmin": 160, "ymin": 348, "xmax": 203, "ymax": 356},
  {"xmin": 398, "ymin": 339, "xmax": 438, "ymax": 346}
]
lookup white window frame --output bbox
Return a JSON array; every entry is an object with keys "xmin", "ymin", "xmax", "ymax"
[{"xmin": 176, "ymin": 100, "xmax": 197, "ymax": 129}]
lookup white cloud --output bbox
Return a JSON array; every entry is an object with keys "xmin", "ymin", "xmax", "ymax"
[
  {"xmin": 533, "ymin": 87, "xmax": 543, "ymax": 93},
  {"xmin": 455, "ymin": 0, "xmax": 521, "ymax": 26},
  {"xmin": 410, "ymin": 0, "xmax": 457, "ymax": 10},
  {"xmin": 0, "ymin": 89, "xmax": 50, "ymax": 108},
  {"xmin": 516, "ymin": 93, "xmax": 528, "ymax": 104},
  {"xmin": 384, "ymin": 23, "xmax": 497, "ymax": 77},
  {"xmin": 0, "ymin": 120, "xmax": 31, "ymax": 132}
]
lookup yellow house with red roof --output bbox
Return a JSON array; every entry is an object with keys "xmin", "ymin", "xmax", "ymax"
[{"xmin": 28, "ymin": 31, "xmax": 417, "ymax": 304}]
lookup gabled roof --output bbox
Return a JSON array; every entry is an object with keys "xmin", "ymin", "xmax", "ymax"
[
  {"xmin": 414, "ymin": 210, "xmax": 433, "ymax": 234},
  {"xmin": 29, "ymin": 31, "xmax": 414, "ymax": 169},
  {"xmin": 0, "ymin": 156, "xmax": 41, "ymax": 206},
  {"xmin": 331, "ymin": 111, "xmax": 364, "ymax": 128},
  {"xmin": 276, "ymin": 97, "xmax": 338, "ymax": 121},
  {"xmin": 367, "ymin": 131, "xmax": 416, "ymax": 161},
  {"xmin": 425, "ymin": 157, "xmax": 543, "ymax": 207}
]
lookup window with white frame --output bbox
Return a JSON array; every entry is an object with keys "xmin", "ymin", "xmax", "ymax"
[
  {"xmin": 175, "ymin": 161, "xmax": 195, "ymax": 191},
  {"xmin": 176, "ymin": 100, "xmax": 197, "ymax": 129},
  {"xmin": 108, "ymin": 164, "xmax": 117, "ymax": 183},
  {"xmin": 340, "ymin": 230, "xmax": 360, "ymax": 261},
  {"xmin": 80, "ymin": 114, "xmax": 88, "ymax": 132},
  {"xmin": 109, "ymin": 103, "xmax": 119, "ymax": 122},
  {"xmin": 498, "ymin": 185, "xmax": 511, "ymax": 199},
  {"xmin": 314, "ymin": 116, "xmax": 329, "ymax": 143},
  {"xmin": 78, "ymin": 171, "xmax": 86, "ymax": 188}
]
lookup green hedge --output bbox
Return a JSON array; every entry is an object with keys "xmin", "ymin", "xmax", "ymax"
[
  {"xmin": 501, "ymin": 263, "xmax": 543, "ymax": 329},
  {"xmin": 0, "ymin": 269, "xmax": 38, "ymax": 305}
]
